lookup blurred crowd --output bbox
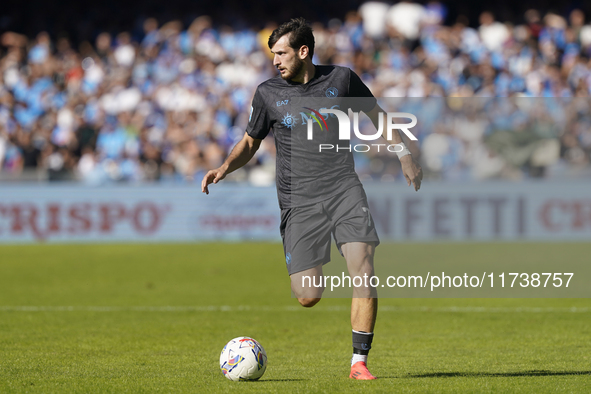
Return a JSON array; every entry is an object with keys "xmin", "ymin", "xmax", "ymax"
[{"xmin": 1, "ymin": 1, "xmax": 591, "ymax": 184}]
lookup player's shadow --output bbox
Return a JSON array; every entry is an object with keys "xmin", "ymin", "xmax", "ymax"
[{"xmin": 381, "ymin": 370, "xmax": 591, "ymax": 379}]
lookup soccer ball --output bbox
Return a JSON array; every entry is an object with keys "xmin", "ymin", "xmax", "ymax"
[{"xmin": 219, "ymin": 337, "xmax": 267, "ymax": 381}]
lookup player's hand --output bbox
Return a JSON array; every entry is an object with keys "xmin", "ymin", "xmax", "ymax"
[
  {"xmin": 201, "ymin": 167, "xmax": 227, "ymax": 195},
  {"xmin": 400, "ymin": 155, "xmax": 423, "ymax": 191}
]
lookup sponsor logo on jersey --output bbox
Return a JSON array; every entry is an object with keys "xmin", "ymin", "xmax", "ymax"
[
  {"xmin": 303, "ymin": 107, "xmax": 330, "ymax": 132},
  {"xmin": 300, "ymin": 105, "xmax": 340, "ymax": 132},
  {"xmin": 276, "ymin": 99, "xmax": 289, "ymax": 106}
]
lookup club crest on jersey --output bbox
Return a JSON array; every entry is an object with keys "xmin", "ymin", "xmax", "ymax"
[
  {"xmin": 325, "ymin": 87, "xmax": 338, "ymax": 98},
  {"xmin": 282, "ymin": 113, "xmax": 297, "ymax": 130}
]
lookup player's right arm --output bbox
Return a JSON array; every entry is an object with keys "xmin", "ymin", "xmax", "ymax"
[
  {"xmin": 201, "ymin": 132, "xmax": 262, "ymax": 194},
  {"xmin": 202, "ymin": 84, "xmax": 270, "ymax": 194}
]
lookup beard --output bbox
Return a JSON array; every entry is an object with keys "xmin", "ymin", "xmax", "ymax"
[{"xmin": 279, "ymin": 56, "xmax": 305, "ymax": 81}]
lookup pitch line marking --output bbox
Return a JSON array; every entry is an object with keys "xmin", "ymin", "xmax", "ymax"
[{"xmin": 0, "ymin": 306, "xmax": 588, "ymax": 313}]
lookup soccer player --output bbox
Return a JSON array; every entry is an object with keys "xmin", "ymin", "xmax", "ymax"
[{"xmin": 202, "ymin": 18, "xmax": 422, "ymax": 380}]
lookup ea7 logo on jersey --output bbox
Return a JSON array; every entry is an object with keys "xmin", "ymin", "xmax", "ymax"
[{"xmin": 276, "ymin": 100, "xmax": 289, "ymax": 106}]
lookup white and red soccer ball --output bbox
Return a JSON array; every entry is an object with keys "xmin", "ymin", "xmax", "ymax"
[{"xmin": 219, "ymin": 337, "xmax": 267, "ymax": 381}]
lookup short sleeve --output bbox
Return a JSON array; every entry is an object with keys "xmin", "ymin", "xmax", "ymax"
[
  {"xmin": 348, "ymin": 69, "xmax": 377, "ymax": 113},
  {"xmin": 245, "ymin": 86, "xmax": 271, "ymax": 140}
]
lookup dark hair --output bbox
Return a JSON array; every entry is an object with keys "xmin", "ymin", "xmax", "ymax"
[{"xmin": 268, "ymin": 17, "xmax": 315, "ymax": 58}]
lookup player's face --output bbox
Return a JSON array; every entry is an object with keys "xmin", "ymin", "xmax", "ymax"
[{"xmin": 271, "ymin": 35, "xmax": 305, "ymax": 81}]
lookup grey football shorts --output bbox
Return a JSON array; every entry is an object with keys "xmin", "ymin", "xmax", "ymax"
[{"xmin": 280, "ymin": 185, "xmax": 380, "ymax": 276}]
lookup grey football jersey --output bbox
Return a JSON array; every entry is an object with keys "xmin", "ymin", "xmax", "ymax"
[{"xmin": 246, "ymin": 65, "xmax": 376, "ymax": 209}]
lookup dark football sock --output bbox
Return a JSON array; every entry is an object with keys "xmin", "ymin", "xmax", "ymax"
[{"xmin": 352, "ymin": 330, "xmax": 374, "ymax": 355}]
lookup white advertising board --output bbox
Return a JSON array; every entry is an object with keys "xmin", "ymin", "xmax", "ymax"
[{"xmin": 0, "ymin": 182, "xmax": 589, "ymax": 243}]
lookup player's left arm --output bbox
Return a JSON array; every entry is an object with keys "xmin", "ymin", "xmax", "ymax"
[
  {"xmin": 365, "ymin": 105, "xmax": 423, "ymax": 191},
  {"xmin": 348, "ymin": 69, "xmax": 422, "ymax": 190}
]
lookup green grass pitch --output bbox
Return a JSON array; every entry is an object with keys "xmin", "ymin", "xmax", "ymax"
[{"xmin": 0, "ymin": 243, "xmax": 590, "ymax": 393}]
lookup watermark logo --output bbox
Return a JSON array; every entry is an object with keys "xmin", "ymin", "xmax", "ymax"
[{"xmin": 304, "ymin": 108, "xmax": 418, "ymax": 152}]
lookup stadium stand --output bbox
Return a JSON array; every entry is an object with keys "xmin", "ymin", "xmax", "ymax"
[{"xmin": 1, "ymin": 2, "xmax": 591, "ymax": 183}]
